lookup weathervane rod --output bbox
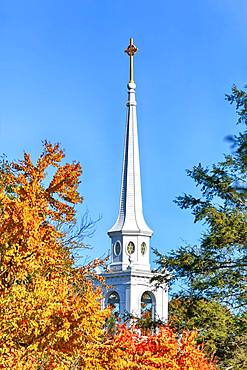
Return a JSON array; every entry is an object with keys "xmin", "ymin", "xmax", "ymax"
[{"xmin": 125, "ymin": 38, "xmax": 138, "ymax": 83}]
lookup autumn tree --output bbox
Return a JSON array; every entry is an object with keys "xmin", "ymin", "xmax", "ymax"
[
  {"xmin": 0, "ymin": 142, "xmax": 109, "ymax": 369},
  {"xmin": 99, "ymin": 324, "xmax": 216, "ymax": 370}
]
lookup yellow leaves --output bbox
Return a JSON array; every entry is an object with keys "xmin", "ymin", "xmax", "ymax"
[
  {"xmin": 0, "ymin": 143, "xmax": 111, "ymax": 368},
  {"xmin": 0, "ymin": 267, "xmax": 109, "ymax": 368}
]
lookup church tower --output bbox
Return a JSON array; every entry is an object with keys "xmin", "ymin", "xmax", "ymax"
[{"xmin": 102, "ymin": 39, "xmax": 168, "ymax": 321}]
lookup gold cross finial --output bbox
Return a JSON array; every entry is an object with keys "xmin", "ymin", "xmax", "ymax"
[{"xmin": 125, "ymin": 38, "xmax": 138, "ymax": 83}]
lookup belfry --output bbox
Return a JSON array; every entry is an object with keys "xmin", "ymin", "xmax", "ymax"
[{"xmin": 102, "ymin": 39, "xmax": 168, "ymax": 321}]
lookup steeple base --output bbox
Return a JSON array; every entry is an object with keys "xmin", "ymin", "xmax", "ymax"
[{"xmin": 101, "ymin": 270, "xmax": 168, "ymax": 321}]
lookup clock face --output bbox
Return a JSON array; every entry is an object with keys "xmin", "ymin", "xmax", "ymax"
[
  {"xmin": 114, "ymin": 241, "xmax": 121, "ymax": 256},
  {"xmin": 141, "ymin": 242, "xmax": 147, "ymax": 255},
  {"xmin": 127, "ymin": 241, "xmax": 135, "ymax": 255}
]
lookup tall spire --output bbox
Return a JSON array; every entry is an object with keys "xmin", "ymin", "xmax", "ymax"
[
  {"xmin": 108, "ymin": 39, "xmax": 153, "ymax": 237},
  {"xmin": 101, "ymin": 39, "xmax": 168, "ymax": 321}
]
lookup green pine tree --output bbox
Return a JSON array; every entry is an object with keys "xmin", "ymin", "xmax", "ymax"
[{"xmin": 153, "ymin": 85, "xmax": 247, "ymax": 369}]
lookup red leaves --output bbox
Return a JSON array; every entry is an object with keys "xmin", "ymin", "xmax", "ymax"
[{"xmin": 102, "ymin": 324, "xmax": 216, "ymax": 370}]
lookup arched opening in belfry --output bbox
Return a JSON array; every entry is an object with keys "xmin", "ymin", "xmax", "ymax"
[
  {"xmin": 107, "ymin": 291, "xmax": 120, "ymax": 317},
  {"xmin": 141, "ymin": 291, "xmax": 155, "ymax": 320}
]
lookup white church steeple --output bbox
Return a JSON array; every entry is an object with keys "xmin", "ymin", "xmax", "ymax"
[
  {"xmin": 108, "ymin": 38, "xmax": 153, "ymax": 272},
  {"xmin": 101, "ymin": 39, "xmax": 168, "ymax": 321}
]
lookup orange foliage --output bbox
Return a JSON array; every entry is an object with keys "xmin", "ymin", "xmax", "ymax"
[{"xmin": 0, "ymin": 142, "xmax": 109, "ymax": 369}]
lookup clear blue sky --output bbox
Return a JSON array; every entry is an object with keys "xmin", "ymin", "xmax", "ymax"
[{"xmin": 1, "ymin": 0, "xmax": 246, "ymax": 264}]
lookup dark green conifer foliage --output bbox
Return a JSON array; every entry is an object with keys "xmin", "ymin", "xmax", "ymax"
[{"xmin": 153, "ymin": 85, "xmax": 247, "ymax": 368}]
